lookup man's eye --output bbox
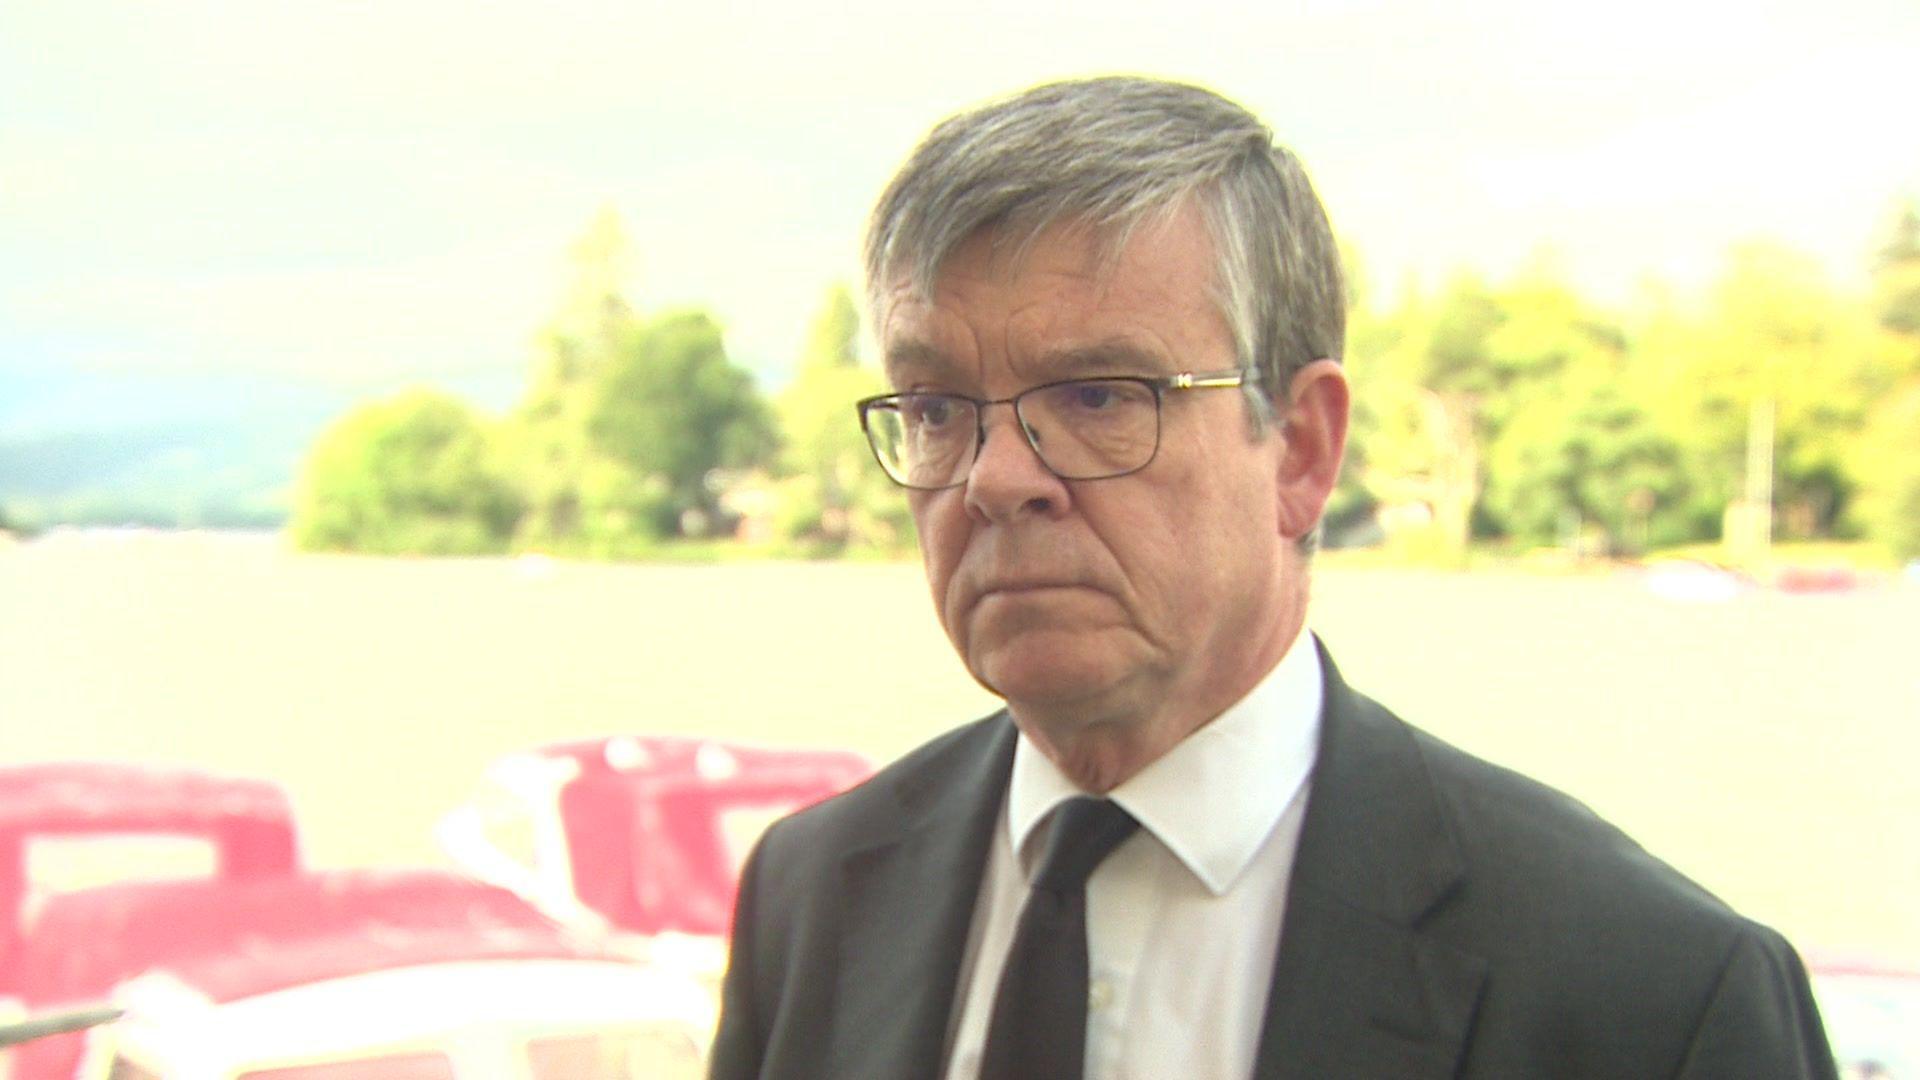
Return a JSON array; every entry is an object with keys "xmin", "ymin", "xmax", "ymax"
[
  {"xmin": 1057, "ymin": 381, "xmax": 1150, "ymax": 412},
  {"xmin": 1070, "ymin": 383, "xmax": 1119, "ymax": 410},
  {"xmin": 907, "ymin": 397, "xmax": 959, "ymax": 427}
]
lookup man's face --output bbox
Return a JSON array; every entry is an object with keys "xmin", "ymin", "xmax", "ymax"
[{"xmin": 877, "ymin": 205, "xmax": 1306, "ymax": 762}]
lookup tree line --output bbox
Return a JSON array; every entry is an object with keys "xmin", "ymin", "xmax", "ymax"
[
  {"xmin": 289, "ymin": 204, "xmax": 1920, "ymax": 563},
  {"xmin": 290, "ymin": 210, "xmax": 905, "ymax": 559}
]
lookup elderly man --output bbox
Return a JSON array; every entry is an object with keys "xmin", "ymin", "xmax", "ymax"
[{"xmin": 710, "ymin": 76, "xmax": 1834, "ymax": 1080}]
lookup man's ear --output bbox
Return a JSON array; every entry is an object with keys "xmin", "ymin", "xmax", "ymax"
[{"xmin": 1273, "ymin": 359, "xmax": 1350, "ymax": 540}]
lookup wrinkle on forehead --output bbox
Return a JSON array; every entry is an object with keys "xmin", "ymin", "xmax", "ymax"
[
  {"xmin": 880, "ymin": 294, "xmax": 983, "ymax": 387},
  {"xmin": 878, "ymin": 206, "xmax": 1228, "ymax": 390},
  {"xmin": 875, "ymin": 197, "xmax": 1194, "ymax": 312},
  {"xmin": 1032, "ymin": 339, "xmax": 1175, "ymax": 377},
  {"xmin": 877, "ymin": 215, "xmax": 1137, "ymax": 344}
]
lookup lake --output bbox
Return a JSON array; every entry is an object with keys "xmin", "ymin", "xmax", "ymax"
[{"xmin": 3, "ymin": 530, "xmax": 1915, "ymax": 964}]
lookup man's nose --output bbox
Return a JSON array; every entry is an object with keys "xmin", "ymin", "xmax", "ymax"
[{"xmin": 963, "ymin": 404, "xmax": 1069, "ymax": 522}]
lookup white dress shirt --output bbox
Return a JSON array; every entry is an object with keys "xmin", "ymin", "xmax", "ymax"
[{"xmin": 940, "ymin": 634, "xmax": 1324, "ymax": 1080}]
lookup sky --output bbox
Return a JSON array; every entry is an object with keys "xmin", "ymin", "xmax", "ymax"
[{"xmin": 3, "ymin": 0, "xmax": 1917, "ymax": 414}]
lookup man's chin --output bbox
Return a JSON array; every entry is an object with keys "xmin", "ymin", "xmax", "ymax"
[{"xmin": 965, "ymin": 642, "xmax": 1132, "ymax": 714}]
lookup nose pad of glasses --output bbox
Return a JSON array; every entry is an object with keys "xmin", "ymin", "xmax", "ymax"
[{"xmin": 1018, "ymin": 415, "xmax": 1042, "ymax": 449}]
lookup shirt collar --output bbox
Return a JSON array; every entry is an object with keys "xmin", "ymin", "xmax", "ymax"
[{"xmin": 1007, "ymin": 630, "xmax": 1324, "ymax": 896}]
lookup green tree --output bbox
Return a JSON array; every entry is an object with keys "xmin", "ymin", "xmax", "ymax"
[
  {"xmin": 1475, "ymin": 270, "xmax": 1690, "ymax": 553},
  {"xmin": 1351, "ymin": 275, "xmax": 1510, "ymax": 561},
  {"xmin": 589, "ymin": 310, "xmax": 777, "ymax": 535},
  {"xmin": 290, "ymin": 390, "xmax": 520, "ymax": 555},
  {"xmin": 1873, "ymin": 201, "xmax": 1920, "ymax": 339},
  {"xmin": 772, "ymin": 285, "xmax": 910, "ymax": 551},
  {"xmin": 1483, "ymin": 382, "xmax": 1686, "ymax": 554},
  {"xmin": 1322, "ymin": 249, "xmax": 1384, "ymax": 545},
  {"xmin": 510, "ymin": 207, "xmax": 643, "ymax": 547},
  {"xmin": 1848, "ymin": 203, "xmax": 1920, "ymax": 559},
  {"xmin": 1637, "ymin": 245, "xmax": 1889, "ymax": 543},
  {"xmin": 1852, "ymin": 379, "xmax": 1920, "ymax": 561},
  {"xmin": 1350, "ymin": 258, "xmax": 1703, "ymax": 558}
]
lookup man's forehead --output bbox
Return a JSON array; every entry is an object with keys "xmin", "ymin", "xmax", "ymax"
[
  {"xmin": 877, "ymin": 200, "xmax": 1202, "ymax": 308},
  {"xmin": 880, "ymin": 336, "xmax": 957, "ymax": 383},
  {"xmin": 882, "ymin": 332, "xmax": 1175, "ymax": 386},
  {"xmin": 883, "ymin": 214, "xmax": 1150, "ymax": 302},
  {"xmin": 877, "ymin": 212, "xmax": 1222, "ymax": 388}
]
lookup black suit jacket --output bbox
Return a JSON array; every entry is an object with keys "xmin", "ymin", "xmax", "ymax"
[{"xmin": 710, "ymin": 646, "xmax": 1836, "ymax": 1078}]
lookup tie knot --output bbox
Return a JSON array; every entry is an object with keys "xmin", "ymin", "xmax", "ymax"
[{"xmin": 1032, "ymin": 797, "xmax": 1140, "ymax": 894}]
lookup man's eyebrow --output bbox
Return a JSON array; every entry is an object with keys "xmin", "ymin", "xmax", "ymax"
[
  {"xmin": 883, "ymin": 340, "xmax": 959, "ymax": 383},
  {"xmin": 884, "ymin": 337, "xmax": 1176, "ymax": 385},
  {"xmin": 1037, "ymin": 339, "xmax": 1174, "ymax": 376}
]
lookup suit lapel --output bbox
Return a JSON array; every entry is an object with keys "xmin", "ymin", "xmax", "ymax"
[
  {"xmin": 1253, "ymin": 644, "xmax": 1486, "ymax": 1079},
  {"xmin": 827, "ymin": 716, "xmax": 1016, "ymax": 1080},
  {"xmin": 814, "ymin": 649, "xmax": 1487, "ymax": 1078}
]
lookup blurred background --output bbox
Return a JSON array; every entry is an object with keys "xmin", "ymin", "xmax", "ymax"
[{"xmin": 3, "ymin": 1, "xmax": 1919, "ymax": 1073}]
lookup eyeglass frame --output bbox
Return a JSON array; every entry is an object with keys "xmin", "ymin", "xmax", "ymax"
[{"xmin": 855, "ymin": 368, "xmax": 1257, "ymax": 490}]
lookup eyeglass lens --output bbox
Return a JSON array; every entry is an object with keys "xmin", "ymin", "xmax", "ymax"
[{"xmin": 866, "ymin": 379, "xmax": 1161, "ymax": 488}]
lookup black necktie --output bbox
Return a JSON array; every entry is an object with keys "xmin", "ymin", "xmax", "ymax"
[{"xmin": 978, "ymin": 796, "xmax": 1141, "ymax": 1080}]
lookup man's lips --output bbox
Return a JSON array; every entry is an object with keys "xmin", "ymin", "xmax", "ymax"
[
  {"xmin": 961, "ymin": 578, "xmax": 1098, "ymax": 616},
  {"xmin": 980, "ymin": 580, "xmax": 1081, "ymax": 594}
]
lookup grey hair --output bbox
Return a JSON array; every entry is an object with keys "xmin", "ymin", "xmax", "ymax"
[{"xmin": 863, "ymin": 76, "xmax": 1345, "ymax": 423}]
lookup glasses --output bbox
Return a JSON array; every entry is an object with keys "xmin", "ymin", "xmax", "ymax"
[{"xmin": 856, "ymin": 369, "xmax": 1253, "ymax": 490}]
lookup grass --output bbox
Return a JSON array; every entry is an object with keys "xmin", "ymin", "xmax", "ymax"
[{"xmin": 3, "ymin": 531, "xmax": 1915, "ymax": 966}]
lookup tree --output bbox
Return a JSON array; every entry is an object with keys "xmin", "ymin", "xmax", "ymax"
[
  {"xmin": 1322, "ymin": 249, "xmax": 1384, "ymax": 545},
  {"xmin": 1849, "ymin": 203, "xmax": 1920, "ymax": 560},
  {"xmin": 1873, "ymin": 201, "xmax": 1920, "ymax": 339},
  {"xmin": 1351, "ymin": 275, "xmax": 1510, "ymax": 561},
  {"xmin": 772, "ymin": 285, "xmax": 910, "ymax": 551},
  {"xmin": 1349, "ymin": 257, "xmax": 1707, "ymax": 558},
  {"xmin": 1637, "ymin": 245, "xmax": 1888, "ymax": 543},
  {"xmin": 1473, "ymin": 271, "xmax": 1691, "ymax": 553},
  {"xmin": 1482, "ymin": 382, "xmax": 1686, "ymax": 554},
  {"xmin": 510, "ymin": 207, "xmax": 643, "ymax": 547},
  {"xmin": 290, "ymin": 390, "xmax": 520, "ymax": 555},
  {"xmin": 589, "ymin": 310, "xmax": 777, "ymax": 535},
  {"xmin": 1852, "ymin": 379, "xmax": 1920, "ymax": 561}
]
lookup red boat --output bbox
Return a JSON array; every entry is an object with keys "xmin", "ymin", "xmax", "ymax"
[
  {"xmin": 0, "ymin": 763, "xmax": 712, "ymax": 1079},
  {"xmin": 437, "ymin": 735, "xmax": 872, "ymax": 943}
]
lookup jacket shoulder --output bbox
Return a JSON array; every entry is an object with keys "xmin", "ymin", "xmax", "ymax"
[
  {"xmin": 711, "ymin": 713, "xmax": 1012, "ymax": 1078},
  {"xmin": 751, "ymin": 712, "xmax": 1009, "ymax": 874},
  {"xmin": 1400, "ymin": 712, "xmax": 1732, "ymax": 921},
  {"xmin": 1384, "ymin": 706, "xmax": 1833, "ymax": 1073}
]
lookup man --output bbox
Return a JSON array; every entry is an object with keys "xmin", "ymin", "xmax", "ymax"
[{"xmin": 710, "ymin": 76, "xmax": 1835, "ymax": 1079}]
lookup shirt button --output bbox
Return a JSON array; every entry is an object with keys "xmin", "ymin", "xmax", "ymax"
[{"xmin": 1088, "ymin": 978, "xmax": 1114, "ymax": 1012}]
